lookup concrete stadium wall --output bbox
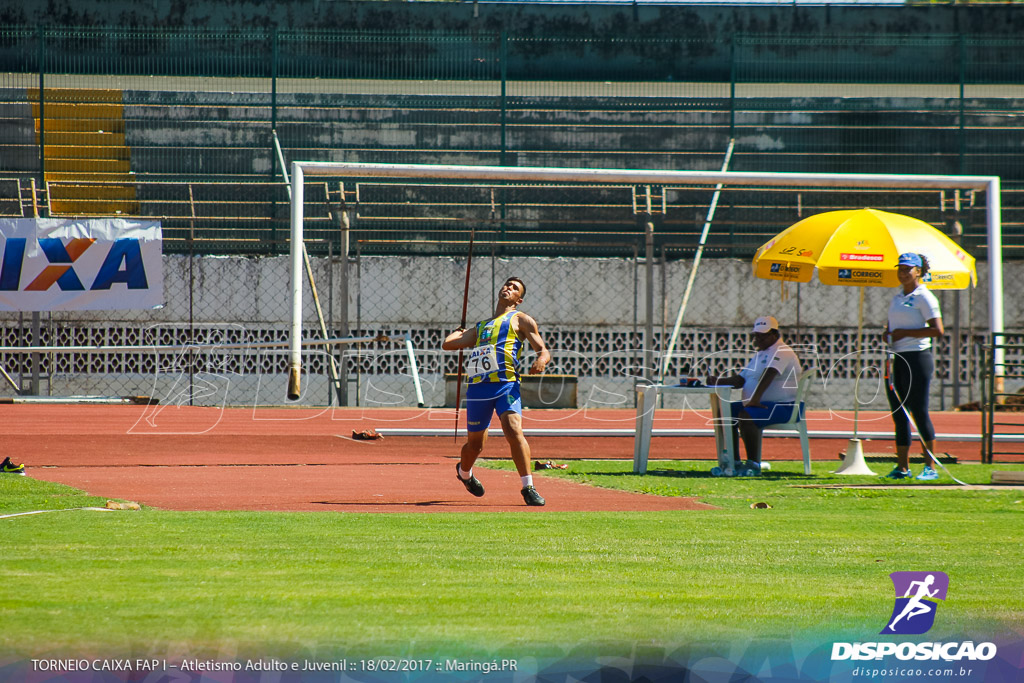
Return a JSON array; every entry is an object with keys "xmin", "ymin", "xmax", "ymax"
[{"xmin": 39, "ymin": 252, "xmax": 1003, "ymax": 332}]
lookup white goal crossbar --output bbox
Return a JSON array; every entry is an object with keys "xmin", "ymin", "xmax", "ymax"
[{"xmin": 287, "ymin": 161, "xmax": 1003, "ymax": 400}]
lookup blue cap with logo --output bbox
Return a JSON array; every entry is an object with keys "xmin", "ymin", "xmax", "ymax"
[{"xmin": 897, "ymin": 253, "xmax": 923, "ymax": 268}]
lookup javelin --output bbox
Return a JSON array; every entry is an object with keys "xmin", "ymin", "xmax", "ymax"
[{"xmin": 454, "ymin": 224, "xmax": 476, "ymax": 443}]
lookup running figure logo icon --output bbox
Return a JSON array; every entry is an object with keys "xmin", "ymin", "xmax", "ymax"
[{"xmin": 881, "ymin": 571, "xmax": 949, "ymax": 635}]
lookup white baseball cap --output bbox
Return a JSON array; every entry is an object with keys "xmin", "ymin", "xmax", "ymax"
[{"xmin": 752, "ymin": 316, "xmax": 778, "ymax": 333}]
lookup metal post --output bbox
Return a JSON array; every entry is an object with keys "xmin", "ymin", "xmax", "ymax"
[
  {"xmin": 30, "ymin": 312, "xmax": 40, "ymax": 395},
  {"xmin": 337, "ymin": 182, "xmax": 351, "ymax": 406},
  {"xmin": 489, "ymin": 189, "xmax": 497, "ymax": 310},
  {"xmin": 729, "ymin": 36, "xmax": 736, "ymax": 140},
  {"xmin": 952, "ymin": 191, "xmax": 962, "ymax": 407},
  {"xmin": 188, "ymin": 183, "xmax": 196, "ymax": 407},
  {"xmin": 983, "ymin": 337, "xmax": 996, "ymax": 464},
  {"xmin": 958, "ymin": 33, "xmax": 966, "ymax": 176},
  {"xmin": 328, "ymin": 238, "xmax": 334, "ymax": 407},
  {"xmin": 499, "ymin": 31, "xmax": 508, "ymax": 167},
  {"xmin": 280, "ymin": 144, "xmax": 343, "ymax": 403},
  {"xmin": 660, "ymin": 245, "xmax": 667, "ymax": 373},
  {"xmin": 986, "ymin": 178, "xmax": 1004, "ymax": 397},
  {"xmin": 632, "ymin": 242, "xmax": 639, "ymax": 406},
  {"xmin": 355, "ymin": 241, "xmax": 362, "ymax": 407},
  {"xmin": 287, "ymin": 163, "xmax": 304, "ymax": 400},
  {"xmin": 29, "ymin": 164, "xmax": 42, "ymax": 396},
  {"xmin": 29, "ymin": 178, "xmax": 39, "ymax": 219},
  {"xmin": 270, "ymin": 30, "xmax": 280, "ymax": 251},
  {"xmin": 967, "ymin": 278, "xmax": 975, "ymax": 405},
  {"xmin": 644, "ymin": 186, "xmax": 655, "ymax": 382},
  {"xmin": 17, "ymin": 312, "xmax": 24, "ymax": 391},
  {"xmin": 271, "ymin": 28, "xmax": 279, "ymax": 132},
  {"xmin": 37, "ymin": 25, "xmax": 45, "ymax": 186}
]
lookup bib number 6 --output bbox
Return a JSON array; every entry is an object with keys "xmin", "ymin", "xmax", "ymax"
[{"xmin": 466, "ymin": 346, "xmax": 499, "ymax": 379}]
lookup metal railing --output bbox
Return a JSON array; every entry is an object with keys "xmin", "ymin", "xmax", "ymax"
[
  {"xmin": 2, "ymin": 175, "xmax": 1019, "ymax": 259},
  {"xmin": 980, "ymin": 334, "xmax": 1024, "ymax": 464}
]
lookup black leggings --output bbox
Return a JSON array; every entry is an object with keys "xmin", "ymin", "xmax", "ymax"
[{"xmin": 886, "ymin": 350, "xmax": 936, "ymax": 447}]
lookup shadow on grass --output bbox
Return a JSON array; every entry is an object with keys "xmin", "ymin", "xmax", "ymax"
[
  {"xmin": 655, "ymin": 471, "xmax": 819, "ymax": 481},
  {"xmin": 579, "ymin": 469, "xmax": 819, "ymax": 481}
]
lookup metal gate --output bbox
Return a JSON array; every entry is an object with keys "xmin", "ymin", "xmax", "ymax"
[{"xmin": 980, "ymin": 334, "xmax": 1024, "ymax": 464}]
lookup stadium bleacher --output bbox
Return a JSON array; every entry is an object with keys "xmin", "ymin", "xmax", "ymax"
[{"xmin": 3, "ymin": 83, "xmax": 1021, "ymax": 259}]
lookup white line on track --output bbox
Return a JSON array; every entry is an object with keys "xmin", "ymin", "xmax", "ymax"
[{"xmin": 0, "ymin": 507, "xmax": 119, "ymax": 520}]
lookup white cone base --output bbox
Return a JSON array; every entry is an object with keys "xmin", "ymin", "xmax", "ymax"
[{"xmin": 835, "ymin": 438, "xmax": 877, "ymax": 475}]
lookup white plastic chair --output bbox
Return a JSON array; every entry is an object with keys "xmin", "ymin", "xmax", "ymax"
[{"xmin": 763, "ymin": 367, "xmax": 817, "ymax": 475}]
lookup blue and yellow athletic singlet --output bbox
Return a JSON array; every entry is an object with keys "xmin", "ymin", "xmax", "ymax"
[{"xmin": 467, "ymin": 311, "xmax": 522, "ymax": 384}]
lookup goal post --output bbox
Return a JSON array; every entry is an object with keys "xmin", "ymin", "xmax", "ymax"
[{"xmin": 287, "ymin": 161, "xmax": 1003, "ymax": 401}]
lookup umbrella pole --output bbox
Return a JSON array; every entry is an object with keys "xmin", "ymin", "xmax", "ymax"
[
  {"xmin": 854, "ymin": 286, "xmax": 863, "ymax": 439},
  {"xmin": 837, "ymin": 286, "xmax": 875, "ymax": 475}
]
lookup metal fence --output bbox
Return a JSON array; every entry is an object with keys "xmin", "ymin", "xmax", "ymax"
[
  {"xmin": 1, "ymin": 247, "xmax": 650, "ymax": 408},
  {"xmin": 980, "ymin": 335, "xmax": 1024, "ymax": 464},
  {"xmin": 0, "ymin": 245, "xmax": 1003, "ymax": 413}
]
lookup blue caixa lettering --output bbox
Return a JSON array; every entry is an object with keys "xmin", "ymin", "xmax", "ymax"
[{"xmin": 0, "ymin": 237, "xmax": 148, "ymax": 291}]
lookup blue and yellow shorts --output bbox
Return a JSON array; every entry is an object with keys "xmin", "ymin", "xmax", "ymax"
[{"xmin": 465, "ymin": 381, "xmax": 522, "ymax": 433}]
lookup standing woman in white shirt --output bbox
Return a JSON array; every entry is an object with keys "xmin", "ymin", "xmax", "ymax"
[{"xmin": 884, "ymin": 253, "xmax": 944, "ymax": 481}]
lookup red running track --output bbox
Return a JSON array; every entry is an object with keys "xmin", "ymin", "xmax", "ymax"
[{"xmin": 4, "ymin": 404, "xmax": 1014, "ymax": 513}]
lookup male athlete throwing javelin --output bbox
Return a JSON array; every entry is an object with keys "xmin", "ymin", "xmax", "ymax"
[{"xmin": 442, "ymin": 277, "xmax": 551, "ymax": 506}]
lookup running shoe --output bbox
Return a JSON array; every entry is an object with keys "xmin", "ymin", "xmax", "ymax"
[
  {"xmin": 455, "ymin": 464, "xmax": 484, "ymax": 497},
  {"xmin": 710, "ymin": 465, "xmax": 736, "ymax": 477},
  {"xmin": 884, "ymin": 466, "xmax": 913, "ymax": 480},
  {"xmin": 1, "ymin": 457, "xmax": 26, "ymax": 475},
  {"xmin": 739, "ymin": 461, "xmax": 762, "ymax": 477},
  {"xmin": 916, "ymin": 466, "xmax": 939, "ymax": 481},
  {"xmin": 521, "ymin": 485, "xmax": 546, "ymax": 507}
]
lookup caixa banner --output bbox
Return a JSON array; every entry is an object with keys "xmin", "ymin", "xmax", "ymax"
[{"xmin": 0, "ymin": 218, "xmax": 163, "ymax": 312}]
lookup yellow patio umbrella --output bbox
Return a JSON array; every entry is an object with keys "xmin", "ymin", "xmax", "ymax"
[
  {"xmin": 753, "ymin": 208, "xmax": 976, "ymax": 289},
  {"xmin": 751, "ymin": 208, "xmax": 976, "ymax": 473}
]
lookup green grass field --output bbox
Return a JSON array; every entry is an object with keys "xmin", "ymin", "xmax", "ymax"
[{"xmin": 2, "ymin": 461, "xmax": 1022, "ymax": 663}]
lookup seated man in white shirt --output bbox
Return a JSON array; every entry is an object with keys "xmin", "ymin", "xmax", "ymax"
[{"xmin": 705, "ymin": 315, "xmax": 803, "ymax": 476}]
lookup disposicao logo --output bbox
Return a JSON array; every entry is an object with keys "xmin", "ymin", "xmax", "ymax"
[
  {"xmin": 882, "ymin": 571, "xmax": 948, "ymax": 635},
  {"xmin": 831, "ymin": 571, "xmax": 998, "ymax": 664}
]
